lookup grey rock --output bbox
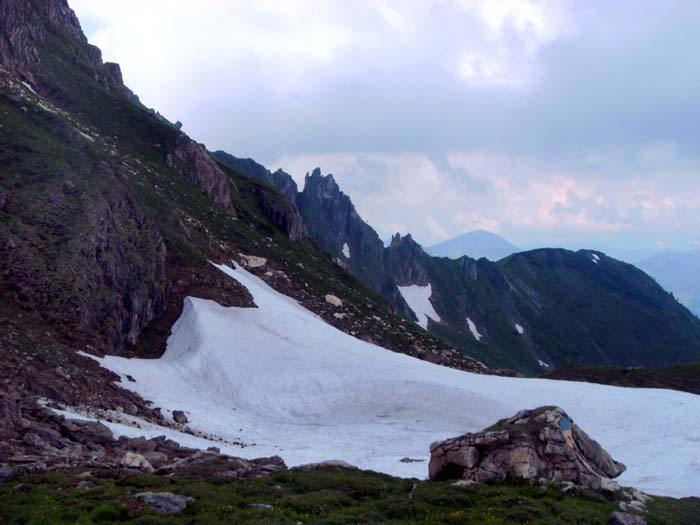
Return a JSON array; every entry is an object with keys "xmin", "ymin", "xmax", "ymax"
[
  {"xmin": 609, "ymin": 511, "xmax": 647, "ymax": 525},
  {"xmin": 135, "ymin": 492, "xmax": 194, "ymax": 515},
  {"xmin": 172, "ymin": 410, "xmax": 188, "ymax": 424},
  {"xmin": 0, "ymin": 464, "xmax": 14, "ymax": 482},
  {"xmin": 121, "ymin": 452, "xmax": 153, "ymax": 473},
  {"xmin": 429, "ymin": 407, "xmax": 625, "ymax": 491},
  {"xmin": 248, "ymin": 503, "xmax": 273, "ymax": 510}
]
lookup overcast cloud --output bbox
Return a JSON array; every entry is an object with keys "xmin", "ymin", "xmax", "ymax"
[{"xmin": 71, "ymin": 0, "xmax": 700, "ymax": 252}]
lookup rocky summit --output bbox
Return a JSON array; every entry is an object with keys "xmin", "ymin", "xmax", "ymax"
[{"xmin": 429, "ymin": 406, "xmax": 626, "ymax": 490}]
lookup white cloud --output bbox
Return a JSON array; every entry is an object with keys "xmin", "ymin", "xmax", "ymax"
[
  {"xmin": 68, "ymin": 1, "xmax": 700, "ymax": 250},
  {"xmin": 274, "ymin": 149, "xmax": 700, "ymax": 248}
]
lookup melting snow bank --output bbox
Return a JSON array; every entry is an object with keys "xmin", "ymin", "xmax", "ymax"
[
  {"xmin": 397, "ymin": 283, "xmax": 441, "ymax": 329},
  {"xmin": 93, "ymin": 263, "xmax": 700, "ymax": 497}
]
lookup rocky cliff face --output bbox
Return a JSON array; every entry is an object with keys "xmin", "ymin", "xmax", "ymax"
[
  {"xmin": 253, "ymin": 185, "xmax": 306, "ymax": 241},
  {"xmin": 168, "ymin": 136, "xmax": 235, "ymax": 213},
  {"xmin": 212, "ymin": 151, "xmax": 306, "ymax": 239},
  {"xmin": 0, "ymin": 0, "xmax": 242, "ymax": 354},
  {"xmin": 0, "ymin": 0, "xmax": 126, "ymax": 94},
  {"xmin": 296, "ymin": 169, "xmax": 386, "ymax": 292},
  {"xmin": 0, "ymin": 75, "xmax": 168, "ymax": 352}
]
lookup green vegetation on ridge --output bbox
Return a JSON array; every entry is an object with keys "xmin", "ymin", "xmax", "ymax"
[{"xmin": 3, "ymin": 467, "xmax": 697, "ymax": 525}]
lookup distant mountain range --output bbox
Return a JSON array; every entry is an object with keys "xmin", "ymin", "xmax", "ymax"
[
  {"xmin": 213, "ymin": 152, "xmax": 700, "ymax": 374},
  {"xmin": 428, "ymin": 232, "xmax": 700, "ymax": 319},
  {"xmin": 637, "ymin": 250, "xmax": 700, "ymax": 316},
  {"xmin": 428, "ymin": 230, "xmax": 520, "ymax": 261}
]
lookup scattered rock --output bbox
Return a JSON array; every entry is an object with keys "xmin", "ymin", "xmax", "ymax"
[
  {"xmin": 609, "ymin": 511, "xmax": 647, "ymax": 525},
  {"xmin": 172, "ymin": 410, "xmax": 188, "ymax": 424},
  {"xmin": 324, "ymin": 294, "xmax": 343, "ymax": 307},
  {"xmin": 248, "ymin": 503, "xmax": 274, "ymax": 510},
  {"xmin": 451, "ymin": 479, "xmax": 479, "ymax": 488},
  {"xmin": 121, "ymin": 452, "xmax": 154, "ymax": 473},
  {"xmin": 429, "ymin": 407, "xmax": 625, "ymax": 491},
  {"xmin": 0, "ymin": 464, "xmax": 14, "ymax": 483},
  {"xmin": 625, "ymin": 500, "xmax": 647, "ymax": 512},
  {"xmin": 135, "ymin": 492, "xmax": 194, "ymax": 515},
  {"xmin": 240, "ymin": 255, "xmax": 267, "ymax": 268}
]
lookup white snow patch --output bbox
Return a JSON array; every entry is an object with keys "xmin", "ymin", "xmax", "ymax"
[
  {"xmin": 93, "ymin": 263, "xmax": 700, "ymax": 497},
  {"xmin": 538, "ymin": 360, "xmax": 550, "ymax": 368},
  {"xmin": 591, "ymin": 253, "xmax": 600, "ymax": 264},
  {"xmin": 21, "ymin": 80, "xmax": 36, "ymax": 94},
  {"xmin": 77, "ymin": 129, "xmax": 95, "ymax": 142},
  {"xmin": 342, "ymin": 242, "xmax": 350, "ymax": 258},
  {"xmin": 515, "ymin": 323, "xmax": 525, "ymax": 335},
  {"xmin": 466, "ymin": 317, "xmax": 483, "ymax": 341},
  {"xmin": 397, "ymin": 283, "xmax": 441, "ymax": 329}
]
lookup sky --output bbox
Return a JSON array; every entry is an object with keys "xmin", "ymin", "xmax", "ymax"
[{"xmin": 71, "ymin": 0, "xmax": 700, "ymax": 255}]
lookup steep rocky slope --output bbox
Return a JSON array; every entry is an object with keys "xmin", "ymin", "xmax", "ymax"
[
  {"xmin": 212, "ymin": 154, "xmax": 700, "ymax": 374},
  {"xmin": 0, "ymin": 0, "xmax": 489, "ymax": 450}
]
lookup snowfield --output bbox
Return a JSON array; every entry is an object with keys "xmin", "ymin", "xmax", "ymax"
[{"xmin": 93, "ymin": 263, "xmax": 700, "ymax": 497}]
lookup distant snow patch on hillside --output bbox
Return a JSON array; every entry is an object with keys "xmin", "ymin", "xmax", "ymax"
[
  {"xmin": 515, "ymin": 323, "xmax": 524, "ymax": 334},
  {"xmin": 92, "ymin": 262, "xmax": 700, "ymax": 497},
  {"xmin": 467, "ymin": 317, "xmax": 483, "ymax": 341},
  {"xmin": 591, "ymin": 253, "xmax": 600, "ymax": 264},
  {"xmin": 342, "ymin": 242, "xmax": 350, "ymax": 258},
  {"xmin": 397, "ymin": 284, "xmax": 441, "ymax": 329},
  {"xmin": 538, "ymin": 360, "xmax": 550, "ymax": 368}
]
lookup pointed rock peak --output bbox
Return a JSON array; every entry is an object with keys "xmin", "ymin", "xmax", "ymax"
[
  {"xmin": 390, "ymin": 233, "xmax": 421, "ymax": 250},
  {"xmin": 303, "ymin": 168, "xmax": 341, "ymax": 197}
]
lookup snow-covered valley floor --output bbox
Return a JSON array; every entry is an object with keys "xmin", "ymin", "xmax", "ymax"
[{"xmin": 90, "ymin": 263, "xmax": 700, "ymax": 498}]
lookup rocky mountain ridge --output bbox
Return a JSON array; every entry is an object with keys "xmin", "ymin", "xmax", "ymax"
[{"xmin": 212, "ymin": 153, "xmax": 700, "ymax": 374}]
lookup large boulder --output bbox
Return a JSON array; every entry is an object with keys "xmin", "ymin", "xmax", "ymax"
[{"xmin": 429, "ymin": 406, "xmax": 625, "ymax": 490}]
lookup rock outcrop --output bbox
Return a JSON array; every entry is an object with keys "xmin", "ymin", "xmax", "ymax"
[
  {"xmin": 0, "ymin": 394, "xmax": 285, "ymax": 480},
  {"xmin": 0, "ymin": 0, "xmax": 126, "ymax": 94},
  {"xmin": 169, "ymin": 135, "xmax": 235, "ymax": 214},
  {"xmin": 212, "ymin": 151, "xmax": 307, "ymax": 240},
  {"xmin": 297, "ymin": 169, "xmax": 386, "ymax": 291},
  {"xmin": 253, "ymin": 185, "xmax": 307, "ymax": 241},
  {"xmin": 429, "ymin": 407, "xmax": 626, "ymax": 490}
]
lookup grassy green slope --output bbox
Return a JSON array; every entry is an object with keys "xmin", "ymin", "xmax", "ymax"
[
  {"xmin": 4, "ymin": 468, "xmax": 698, "ymax": 525},
  {"xmin": 407, "ymin": 248, "xmax": 700, "ymax": 375},
  {"xmin": 502, "ymin": 250, "xmax": 700, "ymax": 368}
]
